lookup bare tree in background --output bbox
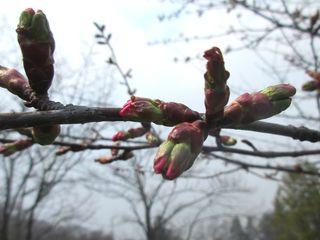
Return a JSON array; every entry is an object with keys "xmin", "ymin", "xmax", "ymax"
[
  {"xmin": 0, "ymin": 14, "xmax": 115, "ymax": 240},
  {"xmin": 1, "ymin": 5, "xmax": 320, "ymax": 240},
  {"xmin": 150, "ymin": 0, "xmax": 320, "ymax": 179},
  {"xmin": 0, "ymin": 148, "xmax": 85, "ymax": 240},
  {"xmin": 87, "ymin": 152, "xmax": 246, "ymax": 240}
]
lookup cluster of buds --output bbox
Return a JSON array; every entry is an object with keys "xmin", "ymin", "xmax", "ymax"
[
  {"xmin": 16, "ymin": 8, "xmax": 55, "ymax": 96},
  {"xmin": 302, "ymin": 71, "xmax": 320, "ymax": 92},
  {"xmin": 119, "ymin": 96, "xmax": 201, "ymax": 126},
  {"xmin": 203, "ymin": 47, "xmax": 230, "ymax": 125},
  {"xmin": 221, "ymin": 84, "xmax": 296, "ymax": 125},
  {"xmin": 153, "ymin": 120, "xmax": 207, "ymax": 180},
  {"xmin": 0, "ymin": 140, "xmax": 33, "ymax": 156},
  {"xmin": 112, "ymin": 126, "xmax": 148, "ymax": 141}
]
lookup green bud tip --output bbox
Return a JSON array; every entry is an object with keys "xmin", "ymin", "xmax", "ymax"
[
  {"xmin": 165, "ymin": 143, "xmax": 192, "ymax": 180},
  {"xmin": 220, "ymin": 136, "xmax": 237, "ymax": 146},
  {"xmin": 260, "ymin": 84, "xmax": 296, "ymax": 101},
  {"xmin": 18, "ymin": 8, "xmax": 35, "ymax": 28},
  {"xmin": 302, "ymin": 81, "xmax": 318, "ymax": 91},
  {"xmin": 17, "ymin": 8, "xmax": 51, "ymax": 41}
]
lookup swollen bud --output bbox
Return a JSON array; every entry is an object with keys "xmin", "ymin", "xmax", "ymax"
[
  {"xmin": 153, "ymin": 120, "xmax": 208, "ymax": 180},
  {"xmin": 112, "ymin": 131, "xmax": 129, "ymax": 141},
  {"xmin": 222, "ymin": 84, "xmax": 296, "ymax": 125},
  {"xmin": 120, "ymin": 96, "xmax": 200, "ymax": 126},
  {"xmin": 0, "ymin": 139, "xmax": 33, "ymax": 156},
  {"xmin": 220, "ymin": 135, "xmax": 237, "ymax": 146},
  {"xmin": 146, "ymin": 132, "xmax": 161, "ymax": 146},
  {"xmin": 112, "ymin": 126, "xmax": 148, "ymax": 141},
  {"xmin": 16, "ymin": 8, "xmax": 55, "ymax": 95},
  {"xmin": 32, "ymin": 125, "xmax": 60, "ymax": 145},
  {"xmin": 203, "ymin": 47, "xmax": 230, "ymax": 124},
  {"xmin": 301, "ymin": 71, "xmax": 320, "ymax": 92},
  {"xmin": 302, "ymin": 80, "xmax": 320, "ymax": 91},
  {"xmin": 0, "ymin": 66, "xmax": 31, "ymax": 100}
]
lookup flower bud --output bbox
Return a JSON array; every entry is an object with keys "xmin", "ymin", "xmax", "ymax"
[
  {"xmin": 95, "ymin": 150, "xmax": 134, "ymax": 164},
  {"xmin": 260, "ymin": 84, "xmax": 297, "ymax": 101},
  {"xmin": 203, "ymin": 47, "xmax": 230, "ymax": 124},
  {"xmin": 16, "ymin": 8, "xmax": 55, "ymax": 95},
  {"xmin": 0, "ymin": 139, "xmax": 33, "ymax": 156},
  {"xmin": 112, "ymin": 131, "xmax": 129, "ymax": 141},
  {"xmin": 302, "ymin": 80, "xmax": 320, "ymax": 91},
  {"xmin": 146, "ymin": 132, "xmax": 161, "ymax": 146},
  {"xmin": 32, "ymin": 125, "xmax": 60, "ymax": 145},
  {"xmin": 220, "ymin": 135, "xmax": 237, "ymax": 146},
  {"xmin": 111, "ymin": 142, "xmax": 120, "ymax": 156},
  {"xmin": 0, "ymin": 66, "xmax": 31, "ymax": 100},
  {"xmin": 112, "ymin": 126, "xmax": 148, "ymax": 141},
  {"xmin": 153, "ymin": 120, "xmax": 207, "ymax": 180},
  {"xmin": 222, "ymin": 84, "xmax": 296, "ymax": 125},
  {"xmin": 55, "ymin": 146, "xmax": 71, "ymax": 156},
  {"xmin": 301, "ymin": 71, "xmax": 320, "ymax": 92},
  {"xmin": 120, "ymin": 96, "xmax": 200, "ymax": 126}
]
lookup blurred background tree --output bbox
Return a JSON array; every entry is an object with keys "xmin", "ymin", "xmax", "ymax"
[
  {"xmin": 0, "ymin": 1, "xmax": 320, "ymax": 240},
  {"xmin": 271, "ymin": 163, "xmax": 320, "ymax": 240}
]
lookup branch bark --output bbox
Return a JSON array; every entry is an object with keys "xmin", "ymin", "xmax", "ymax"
[{"xmin": 0, "ymin": 106, "xmax": 319, "ymax": 142}]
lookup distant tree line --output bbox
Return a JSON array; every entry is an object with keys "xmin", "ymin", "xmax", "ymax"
[
  {"xmin": 208, "ymin": 163, "xmax": 320, "ymax": 240},
  {"xmin": 0, "ymin": 207, "xmax": 114, "ymax": 240}
]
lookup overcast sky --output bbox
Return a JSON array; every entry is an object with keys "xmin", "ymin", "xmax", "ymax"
[{"xmin": 1, "ymin": 0, "xmax": 313, "ymax": 236}]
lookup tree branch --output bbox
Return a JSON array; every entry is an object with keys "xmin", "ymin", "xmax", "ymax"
[{"xmin": 0, "ymin": 106, "xmax": 319, "ymax": 142}]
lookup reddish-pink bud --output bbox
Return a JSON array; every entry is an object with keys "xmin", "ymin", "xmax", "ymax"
[
  {"xmin": 222, "ymin": 84, "xmax": 295, "ymax": 125},
  {"xmin": 220, "ymin": 135, "xmax": 237, "ymax": 146},
  {"xmin": 153, "ymin": 120, "xmax": 208, "ymax": 180},
  {"xmin": 111, "ymin": 142, "xmax": 120, "ymax": 156},
  {"xmin": 0, "ymin": 66, "xmax": 31, "ymax": 100},
  {"xmin": 203, "ymin": 47, "xmax": 230, "ymax": 125},
  {"xmin": 55, "ymin": 146, "xmax": 71, "ymax": 156},
  {"xmin": 154, "ymin": 156, "xmax": 168, "ymax": 174},
  {"xmin": 25, "ymin": 8, "xmax": 35, "ymax": 15},
  {"xmin": 112, "ymin": 131, "xmax": 128, "ymax": 141},
  {"xmin": 112, "ymin": 126, "xmax": 148, "ymax": 141},
  {"xmin": 120, "ymin": 96, "xmax": 200, "ymax": 126},
  {"xmin": 0, "ymin": 139, "xmax": 33, "ymax": 156}
]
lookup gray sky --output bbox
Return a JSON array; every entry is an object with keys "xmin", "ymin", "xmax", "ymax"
[{"xmin": 1, "ymin": 0, "xmax": 314, "ymax": 237}]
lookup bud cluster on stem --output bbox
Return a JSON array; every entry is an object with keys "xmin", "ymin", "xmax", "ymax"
[
  {"xmin": 0, "ymin": 9, "xmax": 302, "ymax": 180},
  {"xmin": 153, "ymin": 120, "xmax": 208, "ymax": 180}
]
